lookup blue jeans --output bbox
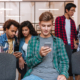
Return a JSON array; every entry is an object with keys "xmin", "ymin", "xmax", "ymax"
[
  {"xmin": 22, "ymin": 74, "xmax": 57, "ymax": 80},
  {"xmin": 22, "ymin": 74, "xmax": 44, "ymax": 80}
]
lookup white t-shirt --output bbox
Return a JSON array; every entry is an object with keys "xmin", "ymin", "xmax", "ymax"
[
  {"xmin": 65, "ymin": 19, "xmax": 71, "ymax": 44},
  {"xmin": 22, "ymin": 43, "xmax": 28, "ymax": 57}
]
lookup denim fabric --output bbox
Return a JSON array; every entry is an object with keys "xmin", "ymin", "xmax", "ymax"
[
  {"xmin": 0, "ymin": 33, "xmax": 17, "ymax": 52},
  {"xmin": 22, "ymin": 74, "xmax": 44, "ymax": 80},
  {"xmin": 22, "ymin": 74, "xmax": 57, "ymax": 80},
  {"xmin": 19, "ymin": 36, "xmax": 36, "ymax": 61}
]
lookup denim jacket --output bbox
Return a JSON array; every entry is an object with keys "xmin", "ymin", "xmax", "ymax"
[
  {"xmin": 0, "ymin": 33, "xmax": 18, "ymax": 52},
  {"xmin": 19, "ymin": 36, "xmax": 35, "ymax": 61}
]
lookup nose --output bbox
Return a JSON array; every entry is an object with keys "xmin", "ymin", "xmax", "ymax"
[
  {"xmin": 45, "ymin": 26, "xmax": 48, "ymax": 30},
  {"xmin": 13, "ymin": 32, "xmax": 16, "ymax": 35},
  {"xmin": 23, "ymin": 31, "xmax": 26, "ymax": 34}
]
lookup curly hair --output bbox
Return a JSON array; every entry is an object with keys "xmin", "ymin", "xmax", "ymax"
[
  {"xmin": 18, "ymin": 21, "xmax": 38, "ymax": 40},
  {"xmin": 3, "ymin": 19, "xmax": 19, "ymax": 31}
]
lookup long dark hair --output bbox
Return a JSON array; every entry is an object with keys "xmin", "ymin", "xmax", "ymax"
[{"xmin": 18, "ymin": 21, "xmax": 38, "ymax": 40}]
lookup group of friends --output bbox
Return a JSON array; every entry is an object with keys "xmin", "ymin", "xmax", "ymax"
[{"xmin": 0, "ymin": 3, "xmax": 79, "ymax": 80}]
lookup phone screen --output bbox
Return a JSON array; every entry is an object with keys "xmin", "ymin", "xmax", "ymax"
[
  {"xmin": 44, "ymin": 42, "xmax": 51, "ymax": 48},
  {"xmin": 14, "ymin": 51, "xmax": 21, "ymax": 54}
]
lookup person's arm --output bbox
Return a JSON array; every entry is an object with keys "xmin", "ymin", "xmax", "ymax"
[
  {"xmin": 0, "ymin": 36, "xmax": 3, "ymax": 44},
  {"xmin": 57, "ymin": 38, "xmax": 69, "ymax": 79},
  {"xmin": 13, "ymin": 52, "xmax": 22, "ymax": 58},
  {"xmin": 26, "ymin": 40, "xmax": 43, "ymax": 68},
  {"xmin": 74, "ymin": 22, "xmax": 78, "ymax": 41},
  {"xmin": 55, "ymin": 17, "xmax": 61, "ymax": 38},
  {"xmin": 73, "ymin": 22, "xmax": 78, "ymax": 49},
  {"xmin": 19, "ymin": 56, "xmax": 26, "ymax": 70},
  {"xmin": 19, "ymin": 39, "xmax": 25, "ymax": 57},
  {"xmin": 18, "ymin": 39, "xmax": 26, "ymax": 69}
]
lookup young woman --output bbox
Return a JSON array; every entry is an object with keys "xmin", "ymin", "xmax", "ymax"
[{"xmin": 17, "ymin": 21, "xmax": 38, "ymax": 79}]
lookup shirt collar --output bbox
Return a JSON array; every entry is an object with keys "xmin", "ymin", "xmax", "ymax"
[
  {"xmin": 3, "ymin": 33, "xmax": 16, "ymax": 42},
  {"xmin": 63, "ymin": 15, "xmax": 72, "ymax": 20},
  {"xmin": 36, "ymin": 34, "xmax": 56, "ymax": 42}
]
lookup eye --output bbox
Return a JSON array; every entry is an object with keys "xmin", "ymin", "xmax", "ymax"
[
  {"xmin": 25, "ymin": 29, "xmax": 28, "ymax": 31},
  {"xmin": 11, "ymin": 30, "xmax": 14, "ymax": 32},
  {"xmin": 42, "ymin": 25, "xmax": 45, "ymax": 27},
  {"xmin": 47, "ymin": 25, "xmax": 51, "ymax": 27}
]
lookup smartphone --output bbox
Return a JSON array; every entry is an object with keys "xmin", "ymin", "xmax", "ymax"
[
  {"xmin": 14, "ymin": 51, "xmax": 21, "ymax": 54},
  {"xmin": 44, "ymin": 42, "xmax": 51, "ymax": 48}
]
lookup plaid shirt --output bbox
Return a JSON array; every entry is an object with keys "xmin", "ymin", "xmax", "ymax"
[
  {"xmin": 24, "ymin": 35, "xmax": 69, "ymax": 79},
  {"xmin": 55, "ymin": 15, "xmax": 77, "ymax": 49}
]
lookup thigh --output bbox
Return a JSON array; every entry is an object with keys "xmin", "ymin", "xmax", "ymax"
[{"xmin": 22, "ymin": 74, "xmax": 44, "ymax": 80}]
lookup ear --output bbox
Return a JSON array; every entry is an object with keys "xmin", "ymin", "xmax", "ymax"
[
  {"xmin": 6, "ymin": 28, "xmax": 8, "ymax": 31},
  {"xmin": 5, "ymin": 28, "xmax": 8, "ymax": 34},
  {"xmin": 66, "ymin": 9, "xmax": 69, "ymax": 13}
]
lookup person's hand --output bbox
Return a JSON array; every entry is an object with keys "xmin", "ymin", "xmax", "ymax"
[
  {"xmin": 74, "ymin": 43, "xmax": 78, "ymax": 49},
  {"xmin": 19, "ymin": 57, "xmax": 26, "ymax": 70},
  {"xmin": 57, "ymin": 75, "xmax": 67, "ymax": 80},
  {"xmin": 40, "ymin": 46, "xmax": 52, "ymax": 57},
  {"xmin": 13, "ymin": 52, "xmax": 22, "ymax": 58}
]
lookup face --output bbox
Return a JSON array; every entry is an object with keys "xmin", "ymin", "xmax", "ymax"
[
  {"xmin": 39, "ymin": 20, "xmax": 53, "ymax": 37},
  {"xmin": 6, "ymin": 25, "xmax": 18, "ymax": 39},
  {"xmin": 22, "ymin": 26, "xmax": 30, "ymax": 37},
  {"xmin": 66, "ymin": 7, "xmax": 75, "ymax": 17}
]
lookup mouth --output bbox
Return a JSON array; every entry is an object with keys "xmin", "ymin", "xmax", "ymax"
[
  {"xmin": 71, "ymin": 14, "xmax": 74, "ymax": 16},
  {"xmin": 12, "ymin": 35, "xmax": 14, "ymax": 38},
  {"xmin": 44, "ymin": 31, "xmax": 48, "ymax": 33},
  {"xmin": 23, "ymin": 34, "xmax": 27, "ymax": 36}
]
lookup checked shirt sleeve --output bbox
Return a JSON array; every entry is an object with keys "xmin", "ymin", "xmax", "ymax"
[
  {"xmin": 26, "ymin": 39, "xmax": 43, "ymax": 68},
  {"xmin": 55, "ymin": 17, "xmax": 61, "ymax": 38},
  {"xmin": 73, "ymin": 22, "xmax": 78, "ymax": 40},
  {"xmin": 57, "ymin": 38, "xmax": 69, "ymax": 78}
]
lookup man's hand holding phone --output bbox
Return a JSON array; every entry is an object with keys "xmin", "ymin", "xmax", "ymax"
[
  {"xmin": 13, "ymin": 51, "xmax": 22, "ymax": 58},
  {"xmin": 40, "ymin": 42, "xmax": 52, "ymax": 57}
]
